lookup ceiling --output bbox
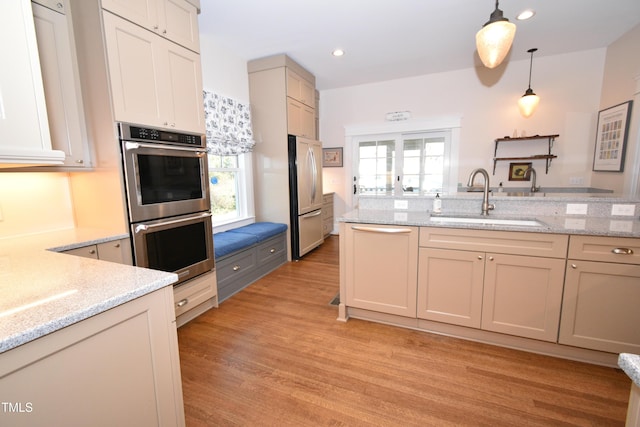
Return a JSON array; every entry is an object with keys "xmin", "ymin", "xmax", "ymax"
[{"xmin": 198, "ymin": 0, "xmax": 640, "ymax": 91}]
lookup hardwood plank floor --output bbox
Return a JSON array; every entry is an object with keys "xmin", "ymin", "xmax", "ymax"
[{"xmin": 177, "ymin": 235, "xmax": 631, "ymax": 426}]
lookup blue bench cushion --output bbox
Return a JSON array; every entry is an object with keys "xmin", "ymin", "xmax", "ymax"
[
  {"xmin": 226, "ymin": 222, "xmax": 287, "ymax": 243},
  {"xmin": 213, "ymin": 231, "xmax": 258, "ymax": 258}
]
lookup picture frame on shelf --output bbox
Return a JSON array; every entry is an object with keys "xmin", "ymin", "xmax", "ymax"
[
  {"xmin": 593, "ymin": 100, "xmax": 633, "ymax": 172},
  {"xmin": 508, "ymin": 162, "xmax": 532, "ymax": 181},
  {"xmin": 322, "ymin": 147, "xmax": 343, "ymax": 167}
]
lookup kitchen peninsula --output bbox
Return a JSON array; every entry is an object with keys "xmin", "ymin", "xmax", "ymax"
[
  {"xmin": 338, "ymin": 194, "xmax": 640, "ymax": 367},
  {"xmin": 0, "ymin": 229, "xmax": 184, "ymax": 426}
]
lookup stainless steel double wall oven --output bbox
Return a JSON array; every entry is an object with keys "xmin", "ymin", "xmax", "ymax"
[{"xmin": 119, "ymin": 123, "xmax": 214, "ymax": 285}]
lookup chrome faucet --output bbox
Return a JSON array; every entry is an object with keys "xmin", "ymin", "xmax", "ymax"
[
  {"xmin": 524, "ymin": 167, "xmax": 540, "ymax": 193},
  {"xmin": 467, "ymin": 168, "xmax": 495, "ymax": 216}
]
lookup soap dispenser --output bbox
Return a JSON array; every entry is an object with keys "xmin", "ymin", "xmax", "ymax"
[{"xmin": 433, "ymin": 193, "xmax": 442, "ymax": 213}]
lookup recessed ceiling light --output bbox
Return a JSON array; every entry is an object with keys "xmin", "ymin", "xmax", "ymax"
[
  {"xmin": 517, "ymin": 9, "xmax": 535, "ymax": 20},
  {"xmin": 332, "ymin": 49, "xmax": 345, "ymax": 57}
]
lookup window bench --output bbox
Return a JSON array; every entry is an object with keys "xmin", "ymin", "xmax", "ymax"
[{"xmin": 213, "ymin": 222, "xmax": 288, "ymax": 302}]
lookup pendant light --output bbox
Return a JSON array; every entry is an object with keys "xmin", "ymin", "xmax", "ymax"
[
  {"xmin": 518, "ymin": 48, "xmax": 540, "ymax": 118},
  {"xmin": 476, "ymin": 0, "xmax": 516, "ymax": 69}
]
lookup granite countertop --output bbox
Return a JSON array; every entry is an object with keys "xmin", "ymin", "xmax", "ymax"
[
  {"xmin": 339, "ymin": 209, "xmax": 640, "ymax": 238},
  {"xmin": 619, "ymin": 353, "xmax": 640, "ymax": 387},
  {"xmin": 0, "ymin": 228, "xmax": 178, "ymax": 353}
]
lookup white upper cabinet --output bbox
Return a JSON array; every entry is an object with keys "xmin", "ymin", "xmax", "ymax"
[
  {"xmin": 102, "ymin": 0, "xmax": 199, "ymax": 52},
  {"xmin": 103, "ymin": 11, "xmax": 204, "ymax": 133},
  {"xmin": 0, "ymin": 0, "xmax": 64, "ymax": 167},
  {"xmin": 33, "ymin": 2, "xmax": 92, "ymax": 167}
]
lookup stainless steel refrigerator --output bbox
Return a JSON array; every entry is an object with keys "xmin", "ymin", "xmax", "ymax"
[{"xmin": 288, "ymin": 134, "xmax": 324, "ymax": 259}]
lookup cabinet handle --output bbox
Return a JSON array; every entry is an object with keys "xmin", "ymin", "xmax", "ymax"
[
  {"xmin": 571, "ymin": 264, "xmax": 577, "ymax": 269},
  {"xmin": 488, "ymin": 256, "xmax": 494, "ymax": 261},
  {"xmin": 477, "ymin": 255, "xmax": 483, "ymax": 260},
  {"xmin": 176, "ymin": 298, "xmax": 188, "ymax": 307},
  {"xmin": 270, "ymin": 248, "xmax": 276, "ymax": 253},
  {"xmin": 233, "ymin": 265, "xmax": 241, "ymax": 271},
  {"xmin": 75, "ymin": 159, "xmax": 84, "ymax": 164},
  {"xmin": 114, "ymin": 243, "xmax": 120, "ymax": 248},
  {"xmin": 163, "ymin": 29, "xmax": 167, "ymax": 34},
  {"xmin": 56, "ymin": 2, "xmax": 63, "ymax": 9},
  {"xmin": 351, "ymin": 226, "xmax": 412, "ymax": 234},
  {"xmin": 89, "ymin": 249, "xmax": 96, "ymax": 254},
  {"xmin": 612, "ymin": 248, "xmax": 634, "ymax": 255}
]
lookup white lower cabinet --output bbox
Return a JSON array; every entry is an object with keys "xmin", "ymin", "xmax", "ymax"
[
  {"xmin": 62, "ymin": 238, "xmax": 133, "ymax": 265},
  {"xmin": 343, "ymin": 223, "xmax": 418, "ymax": 317},
  {"xmin": 0, "ymin": 286, "xmax": 185, "ymax": 427},
  {"xmin": 559, "ymin": 235, "xmax": 640, "ymax": 354},
  {"xmin": 417, "ymin": 228, "xmax": 567, "ymax": 341}
]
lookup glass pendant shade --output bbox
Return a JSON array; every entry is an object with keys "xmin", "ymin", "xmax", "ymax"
[
  {"xmin": 518, "ymin": 90, "xmax": 540, "ymax": 118},
  {"xmin": 476, "ymin": 21, "xmax": 516, "ymax": 69}
]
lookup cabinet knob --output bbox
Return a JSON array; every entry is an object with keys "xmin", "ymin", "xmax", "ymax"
[
  {"xmin": 56, "ymin": 2, "xmax": 63, "ymax": 9},
  {"xmin": 477, "ymin": 255, "xmax": 483, "ymax": 260},
  {"xmin": 75, "ymin": 159, "xmax": 84, "ymax": 164},
  {"xmin": 489, "ymin": 256, "xmax": 494, "ymax": 261},
  {"xmin": 571, "ymin": 264, "xmax": 577, "ymax": 269},
  {"xmin": 270, "ymin": 248, "xmax": 276, "ymax": 253},
  {"xmin": 89, "ymin": 249, "xmax": 96, "ymax": 254},
  {"xmin": 114, "ymin": 243, "xmax": 120, "ymax": 248},
  {"xmin": 176, "ymin": 298, "xmax": 188, "ymax": 307},
  {"xmin": 233, "ymin": 265, "xmax": 241, "ymax": 271}
]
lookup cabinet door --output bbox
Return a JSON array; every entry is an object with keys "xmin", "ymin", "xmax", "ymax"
[
  {"xmin": 0, "ymin": 0, "xmax": 64, "ymax": 165},
  {"xmin": 417, "ymin": 248, "xmax": 484, "ymax": 328},
  {"xmin": 345, "ymin": 224, "xmax": 418, "ymax": 317},
  {"xmin": 33, "ymin": 3, "xmax": 91, "ymax": 167},
  {"xmin": 64, "ymin": 245, "xmax": 99, "ymax": 259},
  {"xmin": 286, "ymin": 69, "xmax": 315, "ymax": 107},
  {"xmin": 160, "ymin": 0, "xmax": 199, "ymax": 52},
  {"xmin": 97, "ymin": 239, "xmax": 133, "ymax": 265},
  {"xmin": 102, "ymin": 0, "xmax": 158, "ymax": 33},
  {"xmin": 559, "ymin": 260, "xmax": 640, "ymax": 354},
  {"xmin": 482, "ymin": 253, "xmax": 565, "ymax": 342},
  {"xmin": 164, "ymin": 38, "xmax": 205, "ymax": 132},
  {"xmin": 287, "ymin": 98, "xmax": 315, "ymax": 138},
  {"xmin": 103, "ymin": 11, "xmax": 165, "ymax": 128}
]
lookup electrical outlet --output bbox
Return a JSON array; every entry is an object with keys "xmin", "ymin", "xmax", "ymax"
[
  {"xmin": 566, "ymin": 203, "xmax": 588, "ymax": 215},
  {"xmin": 611, "ymin": 204, "xmax": 635, "ymax": 216},
  {"xmin": 394, "ymin": 200, "xmax": 408, "ymax": 210}
]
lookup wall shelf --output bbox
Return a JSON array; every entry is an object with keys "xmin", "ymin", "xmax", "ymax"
[{"xmin": 493, "ymin": 134, "xmax": 559, "ymax": 175}]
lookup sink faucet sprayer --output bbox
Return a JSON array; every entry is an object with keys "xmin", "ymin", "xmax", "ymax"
[
  {"xmin": 524, "ymin": 167, "xmax": 540, "ymax": 193},
  {"xmin": 467, "ymin": 168, "xmax": 495, "ymax": 216}
]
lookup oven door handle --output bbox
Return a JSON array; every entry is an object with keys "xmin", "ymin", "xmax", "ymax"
[
  {"xmin": 125, "ymin": 141, "xmax": 207, "ymax": 155},
  {"xmin": 134, "ymin": 212, "xmax": 212, "ymax": 234}
]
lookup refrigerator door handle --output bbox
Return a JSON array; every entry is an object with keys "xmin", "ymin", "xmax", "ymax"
[
  {"xmin": 301, "ymin": 210, "xmax": 322, "ymax": 218},
  {"xmin": 309, "ymin": 146, "xmax": 317, "ymax": 203}
]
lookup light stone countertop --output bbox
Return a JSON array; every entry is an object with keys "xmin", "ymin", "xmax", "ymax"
[
  {"xmin": 0, "ymin": 228, "xmax": 178, "ymax": 353},
  {"xmin": 619, "ymin": 353, "xmax": 640, "ymax": 387},
  {"xmin": 339, "ymin": 209, "xmax": 640, "ymax": 238}
]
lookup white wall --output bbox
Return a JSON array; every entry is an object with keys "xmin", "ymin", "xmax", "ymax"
[
  {"xmin": 320, "ymin": 49, "xmax": 607, "ymax": 219},
  {"xmin": 199, "ymin": 34, "xmax": 250, "ymax": 102},
  {"xmin": 593, "ymin": 23, "xmax": 640, "ymax": 193}
]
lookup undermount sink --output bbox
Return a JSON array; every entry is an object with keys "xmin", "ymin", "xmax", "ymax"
[{"xmin": 429, "ymin": 216, "xmax": 546, "ymax": 227}]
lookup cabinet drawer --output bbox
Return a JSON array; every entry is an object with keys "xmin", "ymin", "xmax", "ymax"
[
  {"xmin": 568, "ymin": 235, "xmax": 640, "ymax": 265},
  {"xmin": 256, "ymin": 235, "xmax": 286, "ymax": 264},
  {"xmin": 419, "ymin": 227, "xmax": 568, "ymax": 258},
  {"xmin": 173, "ymin": 270, "xmax": 217, "ymax": 317},
  {"xmin": 216, "ymin": 249, "xmax": 257, "ymax": 288}
]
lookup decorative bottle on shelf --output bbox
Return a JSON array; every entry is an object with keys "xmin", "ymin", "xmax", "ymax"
[{"xmin": 433, "ymin": 193, "xmax": 442, "ymax": 213}]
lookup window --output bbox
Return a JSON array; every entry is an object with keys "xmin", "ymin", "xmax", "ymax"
[
  {"xmin": 355, "ymin": 131, "xmax": 450, "ymax": 196},
  {"xmin": 208, "ymin": 153, "xmax": 254, "ymax": 228}
]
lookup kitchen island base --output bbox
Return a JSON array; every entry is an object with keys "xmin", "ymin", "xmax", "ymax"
[{"xmin": 0, "ymin": 286, "xmax": 184, "ymax": 427}]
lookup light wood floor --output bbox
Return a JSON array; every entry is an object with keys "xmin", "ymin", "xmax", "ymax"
[{"xmin": 177, "ymin": 235, "xmax": 631, "ymax": 426}]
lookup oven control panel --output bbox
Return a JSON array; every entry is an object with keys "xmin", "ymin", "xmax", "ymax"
[{"xmin": 119, "ymin": 123, "xmax": 204, "ymax": 147}]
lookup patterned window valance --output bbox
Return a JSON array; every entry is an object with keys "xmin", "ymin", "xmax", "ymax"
[{"xmin": 203, "ymin": 90, "xmax": 255, "ymax": 155}]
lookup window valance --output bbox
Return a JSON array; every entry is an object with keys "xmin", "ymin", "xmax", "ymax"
[{"xmin": 203, "ymin": 90, "xmax": 255, "ymax": 155}]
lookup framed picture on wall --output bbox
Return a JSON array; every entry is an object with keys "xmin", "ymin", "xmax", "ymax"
[
  {"xmin": 322, "ymin": 147, "xmax": 343, "ymax": 167},
  {"xmin": 593, "ymin": 100, "xmax": 633, "ymax": 172},
  {"xmin": 508, "ymin": 162, "xmax": 532, "ymax": 181}
]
